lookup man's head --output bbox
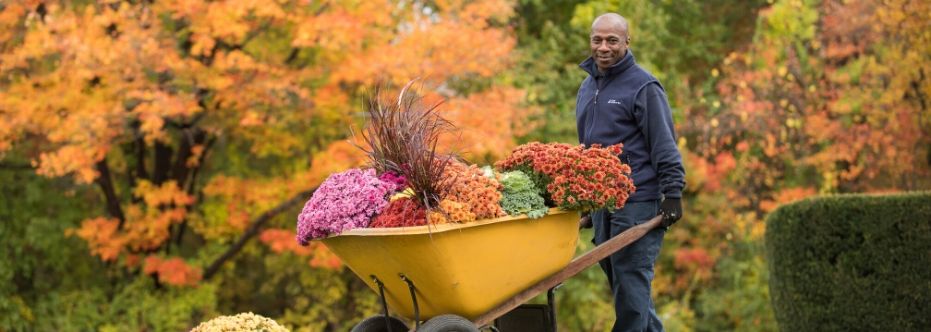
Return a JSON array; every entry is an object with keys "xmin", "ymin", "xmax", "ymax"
[{"xmin": 590, "ymin": 13, "xmax": 630, "ymax": 72}]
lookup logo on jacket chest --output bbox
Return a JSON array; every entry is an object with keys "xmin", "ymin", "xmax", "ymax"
[{"xmin": 607, "ymin": 99, "xmax": 622, "ymax": 105}]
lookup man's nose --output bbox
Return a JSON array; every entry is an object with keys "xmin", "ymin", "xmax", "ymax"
[{"xmin": 597, "ymin": 41, "xmax": 610, "ymax": 51}]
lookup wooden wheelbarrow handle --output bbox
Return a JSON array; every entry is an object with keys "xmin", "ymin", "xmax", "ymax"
[{"xmin": 472, "ymin": 215, "xmax": 664, "ymax": 327}]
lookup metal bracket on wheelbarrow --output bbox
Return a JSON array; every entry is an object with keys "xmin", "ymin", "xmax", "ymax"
[
  {"xmin": 370, "ymin": 275, "xmax": 398, "ymax": 332},
  {"xmin": 399, "ymin": 274, "xmax": 421, "ymax": 330}
]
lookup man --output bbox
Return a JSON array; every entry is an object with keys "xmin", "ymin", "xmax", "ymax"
[{"xmin": 576, "ymin": 13, "xmax": 686, "ymax": 332}]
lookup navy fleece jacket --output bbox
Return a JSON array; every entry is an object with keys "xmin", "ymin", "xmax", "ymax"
[{"xmin": 575, "ymin": 50, "xmax": 686, "ymax": 201}]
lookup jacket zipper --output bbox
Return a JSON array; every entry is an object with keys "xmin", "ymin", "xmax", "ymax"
[
  {"xmin": 585, "ymin": 76, "xmax": 603, "ymax": 143},
  {"xmin": 585, "ymin": 73, "xmax": 617, "ymax": 144}
]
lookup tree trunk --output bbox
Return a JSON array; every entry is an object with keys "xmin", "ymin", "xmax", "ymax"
[{"xmin": 96, "ymin": 158, "xmax": 126, "ymax": 227}]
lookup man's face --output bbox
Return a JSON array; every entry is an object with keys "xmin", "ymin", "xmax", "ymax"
[{"xmin": 590, "ymin": 23, "xmax": 628, "ymax": 71}]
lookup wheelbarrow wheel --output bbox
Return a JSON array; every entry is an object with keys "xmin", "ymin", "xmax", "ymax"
[
  {"xmin": 418, "ymin": 314, "xmax": 478, "ymax": 332},
  {"xmin": 350, "ymin": 315, "xmax": 409, "ymax": 332}
]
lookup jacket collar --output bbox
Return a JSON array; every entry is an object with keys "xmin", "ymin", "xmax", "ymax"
[{"xmin": 580, "ymin": 49, "xmax": 637, "ymax": 78}]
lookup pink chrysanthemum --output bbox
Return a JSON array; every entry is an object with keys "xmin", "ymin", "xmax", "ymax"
[
  {"xmin": 378, "ymin": 171, "xmax": 407, "ymax": 192},
  {"xmin": 296, "ymin": 168, "xmax": 394, "ymax": 245}
]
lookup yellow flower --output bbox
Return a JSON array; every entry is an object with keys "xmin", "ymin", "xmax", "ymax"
[{"xmin": 390, "ymin": 187, "xmax": 415, "ymax": 201}]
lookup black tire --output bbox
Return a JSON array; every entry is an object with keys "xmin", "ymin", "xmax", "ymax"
[
  {"xmin": 350, "ymin": 315, "xmax": 409, "ymax": 332},
  {"xmin": 417, "ymin": 314, "xmax": 479, "ymax": 332}
]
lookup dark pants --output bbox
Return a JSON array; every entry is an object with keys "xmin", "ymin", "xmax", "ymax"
[{"xmin": 592, "ymin": 200, "xmax": 665, "ymax": 332}]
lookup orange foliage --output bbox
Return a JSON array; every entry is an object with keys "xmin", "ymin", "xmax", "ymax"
[
  {"xmin": 202, "ymin": 176, "xmax": 288, "ymax": 231},
  {"xmin": 673, "ymin": 247, "xmax": 715, "ymax": 286},
  {"xmin": 70, "ymin": 217, "xmax": 126, "ymax": 262},
  {"xmin": 681, "ymin": 150, "xmax": 711, "ymax": 192},
  {"xmin": 441, "ymin": 87, "xmax": 538, "ymax": 160},
  {"xmin": 686, "ymin": 0, "xmax": 931, "ymax": 209},
  {"xmin": 134, "ymin": 180, "xmax": 195, "ymax": 208},
  {"xmin": 0, "ymin": 0, "xmax": 524, "ymax": 182},
  {"xmin": 259, "ymin": 229, "xmax": 342, "ymax": 269},
  {"xmin": 122, "ymin": 204, "xmax": 188, "ymax": 251},
  {"xmin": 259, "ymin": 229, "xmax": 314, "ymax": 256},
  {"xmin": 303, "ymin": 139, "xmax": 369, "ymax": 186},
  {"xmin": 72, "ymin": 188, "xmax": 192, "ymax": 260},
  {"xmin": 307, "ymin": 245, "xmax": 342, "ymax": 270},
  {"xmin": 661, "ymin": 0, "xmax": 930, "ymax": 302},
  {"xmin": 124, "ymin": 254, "xmax": 142, "ymax": 269},
  {"xmin": 197, "ymin": 140, "xmax": 368, "ymax": 237},
  {"xmin": 0, "ymin": 0, "xmax": 529, "ymax": 284},
  {"xmin": 701, "ymin": 152, "xmax": 737, "ymax": 193},
  {"xmin": 143, "ymin": 255, "xmax": 203, "ymax": 287},
  {"xmin": 331, "ymin": 0, "xmax": 514, "ymax": 87},
  {"xmin": 759, "ymin": 187, "xmax": 817, "ymax": 213}
]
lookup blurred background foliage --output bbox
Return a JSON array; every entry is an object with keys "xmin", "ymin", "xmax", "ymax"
[{"xmin": 1, "ymin": 0, "xmax": 928, "ymax": 331}]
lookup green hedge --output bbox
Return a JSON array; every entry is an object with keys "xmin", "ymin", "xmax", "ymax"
[{"xmin": 765, "ymin": 192, "xmax": 931, "ymax": 332}]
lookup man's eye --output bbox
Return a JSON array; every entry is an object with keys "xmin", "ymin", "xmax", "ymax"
[{"xmin": 607, "ymin": 39, "xmax": 620, "ymax": 45}]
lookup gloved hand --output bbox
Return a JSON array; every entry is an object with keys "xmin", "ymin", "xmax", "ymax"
[
  {"xmin": 579, "ymin": 213, "xmax": 593, "ymax": 229},
  {"xmin": 660, "ymin": 197, "xmax": 682, "ymax": 227}
]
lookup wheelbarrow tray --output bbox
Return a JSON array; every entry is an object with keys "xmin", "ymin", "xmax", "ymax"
[{"xmin": 320, "ymin": 208, "xmax": 579, "ymax": 321}]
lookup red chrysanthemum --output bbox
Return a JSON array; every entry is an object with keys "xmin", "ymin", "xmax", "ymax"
[{"xmin": 495, "ymin": 142, "xmax": 635, "ymax": 211}]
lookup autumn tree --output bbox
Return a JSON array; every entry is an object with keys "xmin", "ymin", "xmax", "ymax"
[
  {"xmin": 0, "ymin": 0, "xmax": 531, "ymax": 329},
  {"xmin": 666, "ymin": 2, "xmax": 930, "ymax": 328},
  {"xmin": 684, "ymin": 0, "xmax": 931, "ymax": 212}
]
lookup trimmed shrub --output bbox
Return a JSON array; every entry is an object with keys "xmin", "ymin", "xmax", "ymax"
[{"xmin": 765, "ymin": 192, "xmax": 931, "ymax": 332}]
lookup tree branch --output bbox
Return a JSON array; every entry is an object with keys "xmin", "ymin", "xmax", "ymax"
[
  {"xmin": 152, "ymin": 141, "xmax": 173, "ymax": 185},
  {"xmin": 135, "ymin": 133, "xmax": 149, "ymax": 181},
  {"xmin": 0, "ymin": 162, "xmax": 32, "ymax": 170},
  {"xmin": 186, "ymin": 135, "xmax": 215, "ymax": 194},
  {"xmin": 285, "ymin": 48, "xmax": 300, "ymax": 65},
  {"xmin": 202, "ymin": 188, "xmax": 315, "ymax": 280},
  {"xmin": 170, "ymin": 128, "xmax": 206, "ymax": 185},
  {"xmin": 129, "ymin": 127, "xmax": 148, "ymax": 204},
  {"xmin": 175, "ymin": 135, "xmax": 215, "ymax": 246},
  {"xmin": 95, "ymin": 158, "xmax": 126, "ymax": 228}
]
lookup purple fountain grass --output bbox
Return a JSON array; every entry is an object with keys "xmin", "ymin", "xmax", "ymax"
[{"xmin": 354, "ymin": 82, "xmax": 456, "ymax": 211}]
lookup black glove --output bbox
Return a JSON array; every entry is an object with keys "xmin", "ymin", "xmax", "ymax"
[{"xmin": 660, "ymin": 197, "xmax": 682, "ymax": 227}]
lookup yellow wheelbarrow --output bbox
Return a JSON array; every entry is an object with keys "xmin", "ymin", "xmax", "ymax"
[{"xmin": 321, "ymin": 209, "xmax": 664, "ymax": 331}]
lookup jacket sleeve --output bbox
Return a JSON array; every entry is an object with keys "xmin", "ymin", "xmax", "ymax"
[{"xmin": 635, "ymin": 82, "xmax": 686, "ymax": 198}]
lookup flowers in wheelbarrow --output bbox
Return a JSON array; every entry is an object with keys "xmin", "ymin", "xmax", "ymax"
[
  {"xmin": 296, "ymin": 168, "xmax": 397, "ymax": 244},
  {"xmin": 370, "ymin": 197, "xmax": 428, "ymax": 227},
  {"xmin": 497, "ymin": 170, "xmax": 549, "ymax": 219},
  {"xmin": 495, "ymin": 142, "xmax": 635, "ymax": 212},
  {"xmin": 437, "ymin": 160, "xmax": 506, "ymax": 221}
]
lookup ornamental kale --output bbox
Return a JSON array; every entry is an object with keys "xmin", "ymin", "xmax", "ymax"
[
  {"xmin": 498, "ymin": 170, "xmax": 549, "ymax": 219},
  {"xmin": 296, "ymin": 168, "xmax": 394, "ymax": 244}
]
